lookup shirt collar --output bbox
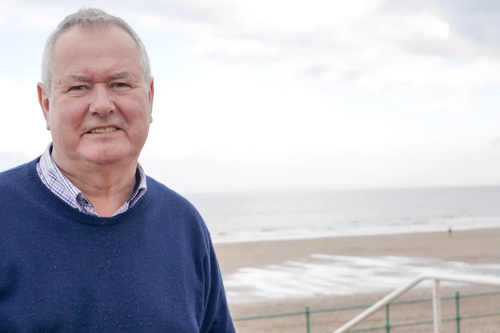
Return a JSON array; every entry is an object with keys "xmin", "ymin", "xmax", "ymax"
[{"xmin": 37, "ymin": 143, "xmax": 147, "ymax": 216}]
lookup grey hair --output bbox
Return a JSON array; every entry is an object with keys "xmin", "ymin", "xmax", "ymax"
[{"xmin": 41, "ymin": 7, "xmax": 152, "ymax": 93}]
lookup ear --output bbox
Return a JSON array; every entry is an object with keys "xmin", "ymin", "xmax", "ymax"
[
  {"xmin": 37, "ymin": 83, "xmax": 51, "ymax": 130},
  {"xmin": 148, "ymin": 78, "xmax": 154, "ymax": 123}
]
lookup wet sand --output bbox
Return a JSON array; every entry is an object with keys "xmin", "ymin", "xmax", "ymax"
[{"xmin": 214, "ymin": 228, "xmax": 500, "ymax": 332}]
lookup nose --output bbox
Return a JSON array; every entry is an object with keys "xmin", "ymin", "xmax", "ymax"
[{"xmin": 89, "ymin": 84, "xmax": 115, "ymax": 117}]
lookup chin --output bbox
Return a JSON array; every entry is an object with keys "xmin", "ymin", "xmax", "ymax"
[{"xmin": 81, "ymin": 148, "xmax": 137, "ymax": 166}]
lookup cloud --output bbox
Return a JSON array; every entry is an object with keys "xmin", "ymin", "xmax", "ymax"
[
  {"xmin": 0, "ymin": 0, "xmax": 68, "ymax": 30},
  {"xmin": 189, "ymin": 37, "xmax": 279, "ymax": 62},
  {"xmin": 18, "ymin": 14, "xmax": 60, "ymax": 30},
  {"xmin": 386, "ymin": 0, "xmax": 500, "ymax": 52},
  {"xmin": 420, "ymin": 91, "xmax": 472, "ymax": 114},
  {"xmin": 4, "ymin": 0, "xmax": 500, "ymax": 190},
  {"xmin": 10, "ymin": 0, "xmax": 500, "ymax": 91},
  {"xmin": 142, "ymin": 0, "xmax": 500, "ymax": 91},
  {"xmin": 431, "ymin": 0, "xmax": 500, "ymax": 48},
  {"xmin": 0, "ymin": 77, "xmax": 51, "ymax": 156},
  {"xmin": 492, "ymin": 138, "xmax": 500, "ymax": 147}
]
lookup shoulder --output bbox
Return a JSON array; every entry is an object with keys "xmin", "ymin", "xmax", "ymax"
[
  {"xmin": 0, "ymin": 158, "xmax": 38, "ymax": 188},
  {"xmin": 142, "ymin": 176, "xmax": 214, "ymax": 248},
  {"xmin": 144, "ymin": 176, "xmax": 207, "ymax": 230},
  {"xmin": 0, "ymin": 159, "xmax": 41, "ymax": 219},
  {"xmin": 145, "ymin": 176, "xmax": 198, "ymax": 212},
  {"xmin": 0, "ymin": 161, "xmax": 29, "ymax": 178}
]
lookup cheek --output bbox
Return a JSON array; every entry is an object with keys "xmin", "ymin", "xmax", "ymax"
[
  {"xmin": 123, "ymin": 100, "xmax": 152, "ymax": 128},
  {"xmin": 130, "ymin": 111, "xmax": 152, "ymax": 143},
  {"xmin": 50, "ymin": 104, "xmax": 84, "ymax": 137}
]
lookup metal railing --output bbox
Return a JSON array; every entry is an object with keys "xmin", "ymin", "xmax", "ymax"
[
  {"xmin": 333, "ymin": 273, "xmax": 500, "ymax": 333},
  {"xmin": 233, "ymin": 276, "xmax": 500, "ymax": 333},
  {"xmin": 339, "ymin": 290, "xmax": 500, "ymax": 333}
]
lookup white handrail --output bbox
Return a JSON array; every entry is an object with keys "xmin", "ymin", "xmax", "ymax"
[{"xmin": 332, "ymin": 273, "xmax": 500, "ymax": 333}]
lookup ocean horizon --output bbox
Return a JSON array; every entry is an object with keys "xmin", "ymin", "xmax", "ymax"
[{"xmin": 184, "ymin": 186, "xmax": 500, "ymax": 244}]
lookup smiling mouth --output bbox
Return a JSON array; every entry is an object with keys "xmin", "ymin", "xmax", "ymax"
[{"xmin": 89, "ymin": 126, "xmax": 118, "ymax": 134}]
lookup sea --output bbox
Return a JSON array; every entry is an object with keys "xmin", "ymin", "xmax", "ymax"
[
  {"xmin": 184, "ymin": 186, "xmax": 500, "ymax": 303},
  {"xmin": 185, "ymin": 186, "xmax": 500, "ymax": 244}
]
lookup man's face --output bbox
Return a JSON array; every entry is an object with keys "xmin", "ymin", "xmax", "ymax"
[{"xmin": 38, "ymin": 26, "xmax": 154, "ymax": 168}]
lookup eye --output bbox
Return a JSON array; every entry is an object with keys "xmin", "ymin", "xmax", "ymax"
[
  {"xmin": 69, "ymin": 85, "xmax": 87, "ymax": 91},
  {"xmin": 113, "ymin": 82, "xmax": 131, "ymax": 88}
]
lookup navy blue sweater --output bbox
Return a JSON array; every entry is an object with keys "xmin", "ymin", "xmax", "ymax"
[{"xmin": 0, "ymin": 159, "xmax": 235, "ymax": 332}]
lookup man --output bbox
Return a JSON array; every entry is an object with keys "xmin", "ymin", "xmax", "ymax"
[{"xmin": 0, "ymin": 8, "xmax": 235, "ymax": 332}]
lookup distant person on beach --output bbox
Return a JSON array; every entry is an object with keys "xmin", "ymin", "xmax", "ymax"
[{"xmin": 0, "ymin": 8, "xmax": 234, "ymax": 332}]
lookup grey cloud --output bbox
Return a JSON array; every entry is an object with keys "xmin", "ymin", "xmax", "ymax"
[
  {"xmin": 383, "ymin": 0, "xmax": 500, "ymax": 16},
  {"xmin": 22, "ymin": 0, "xmax": 500, "ymax": 56},
  {"xmin": 302, "ymin": 65, "xmax": 327, "ymax": 77},
  {"xmin": 434, "ymin": 0, "xmax": 500, "ymax": 13},
  {"xmin": 492, "ymin": 138, "xmax": 500, "ymax": 147},
  {"xmin": 19, "ymin": 0, "xmax": 500, "ymax": 88},
  {"xmin": 386, "ymin": 0, "xmax": 500, "ymax": 51},
  {"xmin": 438, "ymin": 2, "xmax": 500, "ymax": 51},
  {"xmin": 452, "ymin": 14, "xmax": 500, "ymax": 49}
]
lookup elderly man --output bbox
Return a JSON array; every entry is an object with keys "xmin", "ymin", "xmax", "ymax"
[{"xmin": 0, "ymin": 8, "xmax": 235, "ymax": 333}]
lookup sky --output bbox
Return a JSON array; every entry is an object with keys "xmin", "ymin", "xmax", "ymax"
[{"xmin": 2, "ymin": 0, "xmax": 500, "ymax": 193}]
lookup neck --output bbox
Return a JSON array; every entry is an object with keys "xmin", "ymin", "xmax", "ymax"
[{"xmin": 54, "ymin": 157, "xmax": 138, "ymax": 217}]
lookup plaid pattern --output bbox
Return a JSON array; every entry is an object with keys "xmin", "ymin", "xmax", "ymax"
[{"xmin": 36, "ymin": 144, "xmax": 147, "ymax": 216}]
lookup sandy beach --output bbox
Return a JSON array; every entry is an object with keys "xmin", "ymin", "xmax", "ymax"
[{"xmin": 215, "ymin": 228, "xmax": 500, "ymax": 332}]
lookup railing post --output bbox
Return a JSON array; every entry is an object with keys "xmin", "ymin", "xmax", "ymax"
[
  {"xmin": 385, "ymin": 303, "xmax": 390, "ymax": 333},
  {"xmin": 455, "ymin": 291, "xmax": 460, "ymax": 333},
  {"xmin": 306, "ymin": 306, "xmax": 310, "ymax": 333},
  {"xmin": 432, "ymin": 278, "xmax": 442, "ymax": 333}
]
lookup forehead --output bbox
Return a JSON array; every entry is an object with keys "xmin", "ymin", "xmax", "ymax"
[{"xmin": 52, "ymin": 26, "xmax": 142, "ymax": 80}]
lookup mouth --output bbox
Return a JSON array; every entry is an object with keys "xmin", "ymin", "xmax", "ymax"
[{"xmin": 87, "ymin": 126, "xmax": 119, "ymax": 134}]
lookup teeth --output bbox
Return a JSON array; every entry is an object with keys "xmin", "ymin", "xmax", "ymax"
[{"xmin": 90, "ymin": 127, "xmax": 117, "ymax": 134}]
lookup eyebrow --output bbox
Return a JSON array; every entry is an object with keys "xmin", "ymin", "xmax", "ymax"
[
  {"xmin": 109, "ymin": 71, "xmax": 140, "ymax": 83},
  {"xmin": 63, "ymin": 72, "xmax": 137, "ymax": 84},
  {"xmin": 66, "ymin": 75, "xmax": 88, "ymax": 82},
  {"xmin": 108, "ymin": 71, "xmax": 131, "ymax": 80}
]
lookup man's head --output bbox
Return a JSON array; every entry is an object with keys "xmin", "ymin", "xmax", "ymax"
[
  {"xmin": 41, "ymin": 8, "xmax": 152, "ymax": 94},
  {"xmin": 38, "ymin": 8, "xmax": 154, "ymax": 170}
]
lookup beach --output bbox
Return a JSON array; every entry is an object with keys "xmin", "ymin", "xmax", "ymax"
[{"xmin": 215, "ymin": 228, "xmax": 500, "ymax": 332}]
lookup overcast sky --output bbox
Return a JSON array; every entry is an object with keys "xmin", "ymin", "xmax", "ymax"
[{"xmin": 2, "ymin": 0, "xmax": 500, "ymax": 192}]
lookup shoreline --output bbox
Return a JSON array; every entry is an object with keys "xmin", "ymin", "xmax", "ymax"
[
  {"xmin": 211, "ymin": 222, "xmax": 500, "ymax": 245},
  {"xmin": 215, "ymin": 226, "xmax": 500, "ymax": 275}
]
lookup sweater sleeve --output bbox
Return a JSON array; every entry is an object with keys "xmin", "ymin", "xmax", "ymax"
[{"xmin": 200, "ymin": 226, "xmax": 236, "ymax": 333}]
